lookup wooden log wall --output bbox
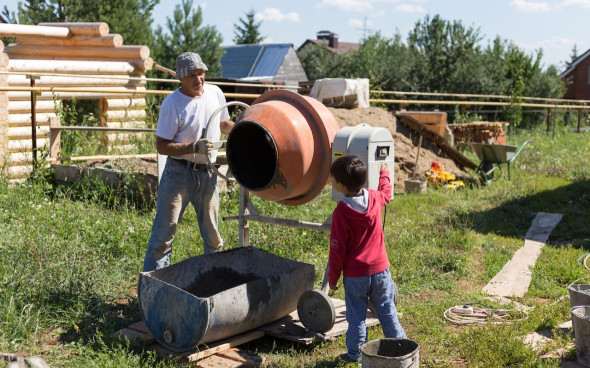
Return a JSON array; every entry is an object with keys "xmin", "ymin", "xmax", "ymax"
[
  {"xmin": 0, "ymin": 40, "xmax": 8, "ymax": 176},
  {"xmin": 0, "ymin": 22, "xmax": 153, "ymax": 179}
]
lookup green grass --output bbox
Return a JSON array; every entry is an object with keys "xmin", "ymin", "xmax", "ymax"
[{"xmin": 1, "ymin": 127, "xmax": 589, "ymax": 367}]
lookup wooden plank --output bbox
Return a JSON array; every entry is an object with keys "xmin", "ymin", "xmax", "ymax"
[
  {"xmin": 525, "ymin": 212, "xmax": 564, "ymax": 243},
  {"xmin": 259, "ymin": 298, "xmax": 380, "ymax": 345},
  {"xmin": 183, "ymin": 330, "xmax": 265, "ymax": 362},
  {"xmin": 148, "ymin": 330, "xmax": 264, "ymax": 363},
  {"xmin": 115, "ymin": 321, "xmax": 264, "ymax": 364},
  {"xmin": 396, "ymin": 113, "xmax": 477, "ymax": 170},
  {"xmin": 113, "ymin": 328, "xmax": 155, "ymax": 345},
  {"xmin": 482, "ymin": 212, "xmax": 562, "ymax": 297},
  {"xmin": 198, "ymin": 348, "xmax": 264, "ymax": 367}
]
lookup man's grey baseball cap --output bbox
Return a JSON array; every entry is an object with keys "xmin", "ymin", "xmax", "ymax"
[{"xmin": 175, "ymin": 52, "xmax": 208, "ymax": 79}]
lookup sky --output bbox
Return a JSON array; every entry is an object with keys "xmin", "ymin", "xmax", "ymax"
[{"xmin": 2, "ymin": 0, "xmax": 589, "ymax": 70}]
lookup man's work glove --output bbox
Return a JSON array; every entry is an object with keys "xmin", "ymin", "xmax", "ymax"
[{"xmin": 193, "ymin": 138, "xmax": 212, "ymax": 154}]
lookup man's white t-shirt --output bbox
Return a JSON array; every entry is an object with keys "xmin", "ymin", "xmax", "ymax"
[{"xmin": 156, "ymin": 84, "xmax": 230, "ymax": 164}]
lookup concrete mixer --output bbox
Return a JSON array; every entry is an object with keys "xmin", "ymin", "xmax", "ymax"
[{"xmin": 139, "ymin": 89, "xmax": 395, "ymax": 352}]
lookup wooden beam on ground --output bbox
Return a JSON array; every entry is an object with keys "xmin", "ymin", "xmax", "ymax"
[
  {"xmin": 396, "ymin": 113, "xmax": 477, "ymax": 170},
  {"xmin": 482, "ymin": 212, "xmax": 563, "ymax": 298}
]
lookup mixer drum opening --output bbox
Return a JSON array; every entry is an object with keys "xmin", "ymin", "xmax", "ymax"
[{"xmin": 227, "ymin": 120, "xmax": 278, "ymax": 191}]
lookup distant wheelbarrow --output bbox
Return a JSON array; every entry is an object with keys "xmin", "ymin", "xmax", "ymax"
[{"xmin": 471, "ymin": 140, "xmax": 531, "ymax": 183}]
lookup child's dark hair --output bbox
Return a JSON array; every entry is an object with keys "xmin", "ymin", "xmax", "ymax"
[{"xmin": 331, "ymin": 155, "xmax": 367, "ymax": 193}]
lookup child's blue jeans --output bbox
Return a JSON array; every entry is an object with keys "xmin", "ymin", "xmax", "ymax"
[{"xmin": 343, "ymin": 269, "xmax": 406, "ymax": 361}]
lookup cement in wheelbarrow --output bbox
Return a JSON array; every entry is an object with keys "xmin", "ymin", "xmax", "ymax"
[{"xmin": 138, "ymin": 246, "xmax": 315, "ymax": 352}]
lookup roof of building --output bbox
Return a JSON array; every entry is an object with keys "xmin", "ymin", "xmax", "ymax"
[
  {"xmin": 297, "ymin": 39, "xmax": 360, "ymax": 55},
  {"xmin": 220, "ymin": 44, "xmax": 292, "ymax": 79},
  {"xmin": 561, "ymin": 48, "xmax": 590, "ymax": 79}
]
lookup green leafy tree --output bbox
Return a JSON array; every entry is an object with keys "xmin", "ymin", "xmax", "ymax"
[
  {"xmin": 151, "ymin": 0, "xmax": 225, "ymax": 83},
  {"xmin": 341, "ymin": 32, "xmax": 413, "ymax": 92},
  {"xmin": 407, "ymin": 14, "xmax": 482, "ymax": 92},
  {"xmin": 296, "ymin": 43, "xmax": 345, "ymax": 81},
  {"xmin": 233, "ymin": 9, "xmax": 263, "ymax": 44},
  {"xmin": 502, "ymin": 44, "xmax": 541, "ymax": 130}
]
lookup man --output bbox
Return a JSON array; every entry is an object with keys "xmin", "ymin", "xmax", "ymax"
[{"xmin": 143, "ymin": 52, "xmax": 234, "ymax": 272}]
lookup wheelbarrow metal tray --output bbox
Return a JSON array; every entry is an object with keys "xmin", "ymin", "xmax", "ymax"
[
  {"xmin": 470, "ymin": 142, "xmax": 517, "ymax": 163},
  {"xmin": 138, "ymin": 246, "xmax": 315, "ymax": 352}
]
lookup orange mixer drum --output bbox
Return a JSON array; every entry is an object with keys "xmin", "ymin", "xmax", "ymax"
[{"xmin": 226, "ymin": 89, "xmax": 339, "ymax": 206}]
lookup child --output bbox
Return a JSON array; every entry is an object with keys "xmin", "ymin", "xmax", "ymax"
[{"xmin": 329, "ymin": 155, "xmax": 406, "ymax": 364}]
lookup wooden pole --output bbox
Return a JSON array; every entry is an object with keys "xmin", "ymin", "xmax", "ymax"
[
  {"xmin": 15, "ymin": 34, "xmax": 123, "ymax": 48},
  {"xmin": 553, "ymin": 105, "xmax": 557, "ymax": 139},
  {"xmin": 153, "ymin": 62, "xmax": 176, "ymax": 78},
  {"xmin": 49, "ymin": 116, "xmax": 61, "ymax": 160},
  {"xmin": 38, "ymin": 22, "xmax": 109, "ymax": 36},
  {"xmin": 28, "ymin": 74, "xmax": 40, "ymax": 165},
  {"xmin": 0, "ymin": 23, "xmax": 70, "ymax": 38}
]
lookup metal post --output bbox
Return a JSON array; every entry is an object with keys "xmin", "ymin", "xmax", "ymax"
[
  {"xmin": 238, "ymin": 186, "xmax": 250, "ymax": 247},
  {"xmin": 578, "ymin": 109, "xmax": 582, "ymax": 133},
  {"xmin": 27, "ymin": 74, "xmax": 40, "ymax": 165},
  {"xmin": 546, "ymin": 108, "xmax": 551, "ymax": 133}
]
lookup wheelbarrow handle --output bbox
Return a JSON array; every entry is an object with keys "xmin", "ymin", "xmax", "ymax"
[{"xmin": 511, "ymin": 140, "xmax": 531, "ymax": 162}]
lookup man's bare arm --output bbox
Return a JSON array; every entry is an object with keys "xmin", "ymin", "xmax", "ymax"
[
  {"xmin": 155, "ymin": 136, "xmax": 194, "ymax": 156},
  {"xmin": 220, "ymin": 120, "xmax": 234, "ymax": 135}
]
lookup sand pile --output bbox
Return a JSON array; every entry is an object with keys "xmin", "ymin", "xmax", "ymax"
[{"xmin": 327, "ymin": 106, "xmax": 466, "ymax": 189}]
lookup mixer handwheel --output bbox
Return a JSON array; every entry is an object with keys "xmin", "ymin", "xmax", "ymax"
[{"xmin": 297, "ymin": 290, "xmax": 335, "ymax": 334}]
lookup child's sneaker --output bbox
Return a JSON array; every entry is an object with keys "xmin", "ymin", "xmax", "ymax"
[{"xmin": 338, "ymin": 353, "xmax": 358, "ymax": 364}]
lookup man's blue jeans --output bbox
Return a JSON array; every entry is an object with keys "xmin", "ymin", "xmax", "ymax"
[
  {"xmin": 343, "ymin": 269, "xmax": 406, "ymax": 361},
  {"xmin": 143, "ymin": 157, "xmax": 222, "ymax": 272}
]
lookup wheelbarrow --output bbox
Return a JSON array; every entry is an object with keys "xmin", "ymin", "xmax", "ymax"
[{"xmin": 470, "ymin": 140, "xmax": 530, "ymax": 183}]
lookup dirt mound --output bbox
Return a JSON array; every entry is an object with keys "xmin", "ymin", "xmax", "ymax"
[{"xmin": 327, "ymin": 106, "xmax": 466, "ymax": 189}]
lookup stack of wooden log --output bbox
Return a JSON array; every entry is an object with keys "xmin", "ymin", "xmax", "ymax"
[
  {"xmin": 0, "ymin": 41, "xmax": 8, "ymax": 169},
  {"xmin": 0, "ymin": 22, "xmax": 153, "ymax": 179}
]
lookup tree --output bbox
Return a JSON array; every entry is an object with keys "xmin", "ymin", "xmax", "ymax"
[
  {"xmin": 297, "ymin": 44, "xmax": 345, "ymax": 81},
  {"xmin": 566, "ymin": 44, "xmax": 579, "ymax": 69},
  {"xmin": 407, "ymin": 15, "xmax": 482, "ymax": 93},
  {"xmin": 341, "ymin": 33, "xmax": 413, "ymax": 92},
  {"xmin": 233, "ymin": 9, "xmax": 263, "ymax": 44},
  {"xmin": 151, "ymin": 0, "xmax": 225, "ymax": 83}
]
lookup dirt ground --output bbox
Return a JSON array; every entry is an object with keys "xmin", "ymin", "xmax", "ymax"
[
  {"xmin": 327, "ymin": 106, "xmax": 465, "ymax": 189},
  {"xmin": 78, "ymin": 106, "xmax": 466, "ymax": 190}
]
